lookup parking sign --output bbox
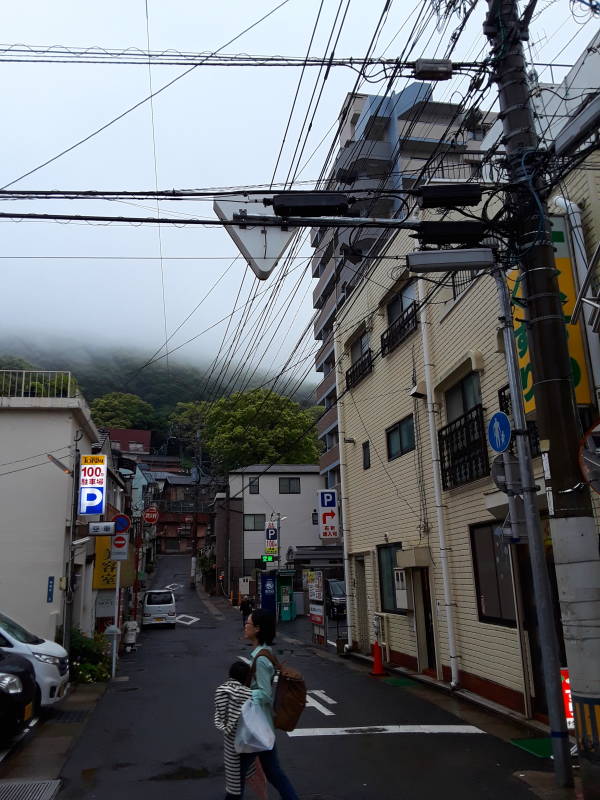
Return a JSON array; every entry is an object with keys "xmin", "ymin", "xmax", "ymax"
[
  {"xmin": 318, "ymin": 490, "xmax": 338, "ymax": 538},
  {"xmin": 78, "ymin": 455, "xmax": 107, "ymax": 516}
]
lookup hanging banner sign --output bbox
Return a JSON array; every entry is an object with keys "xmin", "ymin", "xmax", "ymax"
[
  {"xmin": 78, "ymin": 454, "xmax": 107, "ymax": 516},
  {"xmin": 507, "ymin": 215, "xmax": 593, "ymax": 415}
]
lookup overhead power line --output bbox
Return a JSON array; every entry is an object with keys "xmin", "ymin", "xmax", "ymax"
[
  {"xmin": 0, "ymin": 0, "xmax": 292, "ymax": 190},
  {"xmin": 0, "ymin": 43, "xmax": 491, "ymax": 71}
]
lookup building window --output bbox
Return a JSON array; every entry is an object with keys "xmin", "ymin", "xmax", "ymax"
[
  {"xmin": 346, "ymin": 331, "xmax": 373, "ymax": 390},
  {"xmin": 350, "ymin": 331, "xmax": 369, "ymax": 364},
  {"xmin": 326, "ymin": 468, "xmax": 338, "ymax": 489},
  {"xmin": 386, "ymin": 416, "xmax": 415, "ymax": 461},
  {"xmin": 362, "ymin": 441, "xmax": 371, "ymax": 470},
  {"xmin": 470, "ymin": 523, "xmax": 516, "ymax": 627},
  {"xmin": 381, "ymin": 284, "xmax": 418, "ymax": 356},
  {"xmin": 248, "ymin": 477, "xmax": 259, "ymax": 495},
  {"xmin": 387, "ymin": 282, "xmax": 416, "ymax": 327},
  {"xmin": 325, "ymin": 430, "xmax": 339, "ymax": 451},
  {"xmin": 243, "ymin": 514, "xmax": 266, "ymax": 531},
  {"xmin": 279, "ymin": 477, "xmax": 301, "ymax": 494},
  {"xmin": 445, "ymin": 372, "xmax": 481, "ymax": 423},
  {"xmin": 129, "ymin": 441, "xmax": 144, "ymax": 453},
  {"xmin": 377, "ymin": 544, "xmax": 405, "ymax": 614}
]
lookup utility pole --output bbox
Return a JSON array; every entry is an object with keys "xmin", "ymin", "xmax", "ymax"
[
  {"xmin": 63, "ymin": 431, "xmax": 82, "ymax": 654},
  {"xmin": 485, "ymin": 1, "xmax": 600, "ymax": 794}
]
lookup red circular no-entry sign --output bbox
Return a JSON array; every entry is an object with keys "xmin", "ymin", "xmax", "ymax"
[
  {"xmin": 113, "ymin": 534, "xmax": 127, "ymax": 550},
  {"xmin": 143, "ymin": 506, "xmax": 160, "ymax": 525}
]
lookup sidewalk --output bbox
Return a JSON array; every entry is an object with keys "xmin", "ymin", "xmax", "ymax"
[{"xmin": 0, "ymin": 683, "xmax": 106, "ymax": 797}]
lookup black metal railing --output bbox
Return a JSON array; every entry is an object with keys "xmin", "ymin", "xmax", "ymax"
[
  {"xmin": 438, "ymin": 404, "xmax": 490, "ymax": 490},
  {"xmin": 346, "ymin": 349, "xmax": 373, "ymax": 390},
  {"xmin": 158, "ymin": 500, "xmax": 211, "ymax": 514},
  {"xmin": 381, "ymin": 303, "xmax": 418, "ymax": 356},
  {"xmin": 451, "ymin": 269, "xmax": 479, "ymax": 300},
  {"xmin": 498, "ymin": 385, "xmax": 541, "ymax": 458}
]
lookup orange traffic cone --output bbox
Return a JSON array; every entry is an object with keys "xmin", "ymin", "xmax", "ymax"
[{"xmin": 370, "ymin": 640, "xmax": 387, "ymax": 677}]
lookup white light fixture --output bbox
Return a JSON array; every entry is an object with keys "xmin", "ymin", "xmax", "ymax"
[{"xmin": 407, "ymin": 247, "xmax": 495, "ymax": 273}]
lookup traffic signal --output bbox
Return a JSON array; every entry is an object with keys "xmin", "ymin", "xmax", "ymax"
[{"xmin": 261, "ymin": 555, "xmax": 274, "ymax": 563}]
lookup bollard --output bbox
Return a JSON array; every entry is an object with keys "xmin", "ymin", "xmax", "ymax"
[{"xmin": 370, "ymin": 640, "xmax": 387, "ymax": 677}]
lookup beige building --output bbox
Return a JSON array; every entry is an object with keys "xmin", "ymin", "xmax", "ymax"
[{"xmin": 334, "ymin": 204, "xmax": 597, "ymax": 717}]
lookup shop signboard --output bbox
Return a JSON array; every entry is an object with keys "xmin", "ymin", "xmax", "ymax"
[
  {"xmin": 309, "ymin": 602, "xmax": 324, "ymax": 625},
  {"xmin": 308, "ymin": 569, "xmax": 323, "ymax": 602}
]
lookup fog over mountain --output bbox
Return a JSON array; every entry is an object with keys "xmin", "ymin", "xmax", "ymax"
[{"xmin": 0, "ymin": 335, "xmax": 317, "ymax": 411}]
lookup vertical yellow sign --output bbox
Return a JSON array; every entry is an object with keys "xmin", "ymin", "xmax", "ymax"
[
  {"xmin": 507, "ymin": 216, "xmax": 592, "ymax": 414},
  {"xmin": 92, "ymin": 537, "xmax": 117, "ymax": 589}
]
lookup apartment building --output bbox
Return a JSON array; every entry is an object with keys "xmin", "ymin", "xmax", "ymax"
[
  {"xmin": 312, "ymin": 83, "xmax": 493, "ymax": 491},
  {"xmin": 332, "ymin": 198, "xmax": 597, "ymax": 718}
]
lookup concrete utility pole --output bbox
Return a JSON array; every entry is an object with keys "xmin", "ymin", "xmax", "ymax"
[{"xmin": 484, "ymin": 1, "xmax": 600, "ymax": 794}]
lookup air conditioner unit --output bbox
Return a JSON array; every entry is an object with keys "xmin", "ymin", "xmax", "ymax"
[{"xmin": 394, "ymin": 568, "xmax": 413, "ymax": 610}]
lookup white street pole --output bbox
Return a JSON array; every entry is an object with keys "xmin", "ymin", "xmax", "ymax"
[
  {"xmin": 111, "ymin": 561, "xmax": 121, "ymax": 680},
  {"xmin": 417, "ymin": 278, "xmax": 461, "ymax": 687}
]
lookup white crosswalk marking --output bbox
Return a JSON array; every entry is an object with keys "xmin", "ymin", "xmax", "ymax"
[
  {"xmin": 288, "ymin": 724, "xmax": 485, "ymax": 737},
  {"xmin": 305, "ymin": 694, "xmax": 335, "ymax": 717},
  {"xmin": 309, "ymin": 690, "xmax": 337, "ymax": 705}
]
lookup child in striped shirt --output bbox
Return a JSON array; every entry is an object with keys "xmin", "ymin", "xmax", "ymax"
[{"xmin": 214, "ymin": 661, "xmax": 265, "ymax": 799}]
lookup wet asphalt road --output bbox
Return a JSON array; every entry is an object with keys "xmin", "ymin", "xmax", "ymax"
[{"xmin": 55, "ymin": 555, "xmax": 550, "ymax": 799}]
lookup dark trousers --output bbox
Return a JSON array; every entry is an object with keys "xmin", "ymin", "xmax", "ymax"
[{"xmin": 225, "ymin": 745, "xmax": 299, "ymax": 799}]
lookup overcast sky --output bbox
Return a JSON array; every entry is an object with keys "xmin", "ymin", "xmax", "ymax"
[{"xmin": 0, "ymin": 0, "xmax": 594, "ymax": 385}]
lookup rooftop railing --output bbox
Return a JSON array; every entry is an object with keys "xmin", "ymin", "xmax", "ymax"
[{"xmin": 0, "ymin": 370, "xmax": 78, "ymax": 399}]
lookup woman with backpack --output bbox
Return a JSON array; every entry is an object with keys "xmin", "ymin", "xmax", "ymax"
[{"xmin": 240, "ymin": 608, "xmax": 300, "ymax": 800}]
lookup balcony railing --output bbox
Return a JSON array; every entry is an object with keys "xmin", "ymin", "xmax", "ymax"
[
  {"xmin": 497, "ymin": 385, "xmax": 541, "ymax": 458},
  {"xmin": 438, "ymin": 404, "xmax": 490, "ymax": 490},
  {"xmin": 346, "ymin": 349, "xmax": 373, "ymax": 390},
  {"xmin": 381, "ymin": 303, "xmax": 418, "ymax": 356},
  {"xmin": 158, "ymin": 500, "xmax": 211, "ymax": 514},
  {"xmin": 0, "ymin": 370, "xmax": 78, "ymax": 398}
]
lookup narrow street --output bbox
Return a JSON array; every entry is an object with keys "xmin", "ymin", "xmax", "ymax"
[{"xmin": 1, "ymin": 554, "xmax": 560, "ymax": 799}]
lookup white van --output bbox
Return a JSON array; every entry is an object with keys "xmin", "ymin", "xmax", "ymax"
[
  {"xmin": 142, "ymin": 590, "xmax": 176, "ymax": 628},
  {"xmin": 0, "ymin": 612, "xmax": 69, "ymax": 708}
]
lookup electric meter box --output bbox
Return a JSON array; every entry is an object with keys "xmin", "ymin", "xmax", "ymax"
[{"xmin": 394, "ymin": 568, "xmax": 413, "ymax": 610}]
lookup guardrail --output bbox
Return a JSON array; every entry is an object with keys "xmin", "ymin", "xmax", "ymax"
[{"xmin": 0, "ymin": 370, "xmax": 77, "ymax": 398}]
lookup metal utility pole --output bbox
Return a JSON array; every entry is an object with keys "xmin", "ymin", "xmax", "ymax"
[
  {"xmin": 485, "ymin": 1, "xmax": 600, "ymax": 793},
  {"xmin": 493, "ymin": 268, "xmax": 572, "ymax": 785}
]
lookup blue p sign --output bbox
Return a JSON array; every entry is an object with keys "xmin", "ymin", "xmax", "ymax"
[
  {"xmin": 79, "ymin": 487, "xmax": 105, "ymax": 515},
  {"xmin": 320, "ymin": 490, "xmax": 336, "ymax": 507}
]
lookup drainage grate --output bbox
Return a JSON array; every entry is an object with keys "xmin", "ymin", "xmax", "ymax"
[
  {"xmin": 0, "ymin": 780, "xmax": 61, "ymax": 800},
  {"xmin": 50, "ymin": 710, "xmax": 89, "ymax": 723}
]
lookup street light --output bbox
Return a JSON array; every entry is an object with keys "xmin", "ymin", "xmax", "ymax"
[{"xmin": 406, "ymin": 247, "xmax": 495, "ymax": 273}]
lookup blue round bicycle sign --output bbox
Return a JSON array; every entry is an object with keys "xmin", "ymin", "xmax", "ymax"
[{"xmin": 488, "ymin": 411, "xmax": 512, "ymax": 453}]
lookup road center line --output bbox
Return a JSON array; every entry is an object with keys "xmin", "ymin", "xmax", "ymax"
[{"xmin": 288, "ymin": 724, "xmax": 484, "ymax": 737}]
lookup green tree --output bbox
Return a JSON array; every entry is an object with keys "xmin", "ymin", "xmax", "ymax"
[
  {"xmin": 203, "ymin": 389, "xmax": 321, "ymax": 473},
  {"xmin": 91, "ymin": 392, "xmax": 156, "ymax": 429},
  {"xmin": 168, "ymin": 401, "xmax": 209, "ymax": 447}
]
